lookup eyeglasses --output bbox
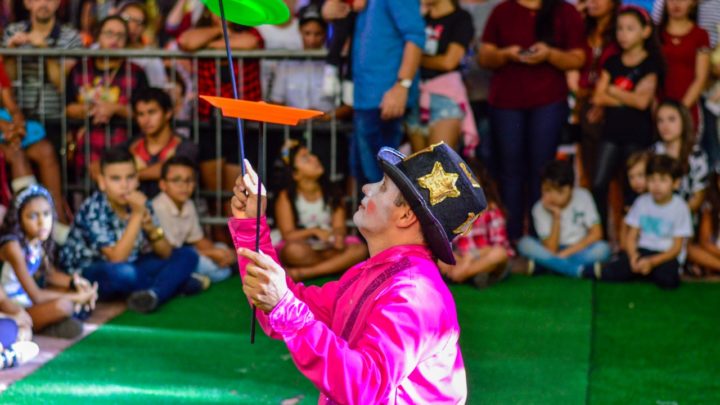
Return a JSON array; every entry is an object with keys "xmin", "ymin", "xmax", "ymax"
[
  {"xmin": 166, "ymin": 177, "xmax": 196, "ymax": 186},
  {"xmin": 100, "ymin": 30, "xmax": 127, "ymax": 41}
]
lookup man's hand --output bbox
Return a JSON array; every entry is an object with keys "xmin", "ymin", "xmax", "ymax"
[
  {"xmin": 7, "ymin": 32, "xmax": 30, "ymax": 48},
  {"xmin": 237, "ymin": 248, "xmax": 289, "ymax": 312},
  {"xmin": 126, "ymin": 191, "xmax": 148, "ymax": 214},
  {"xmin": 322, "ymin": 0, "xmax": 351, "ymax": 20},
  {"xmin": 231, "ymin": 160, "xmax": 267, "ymax": 219},
  {"xmin": 502, "ymin": 45, "xmax": 523, "ymax": 63},
  {"xmin": 90, "ymin": 101, "xmax": 119, "ymax": 125},
  {"xmin": 380, "ymin": 84, "xmax": 408, "ymax": 120},
  {"xmin": 519, "ymin": 42, "xmax": 551, "ymax": 65},
  {"xmin": 27, "ymin": 30, "xmax": 48, "ymax": 48}
]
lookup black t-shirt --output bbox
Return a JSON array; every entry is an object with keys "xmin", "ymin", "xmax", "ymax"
[
  {"xmin": 421, "ymin": 8, "xmax": 475, "ymax": 80},
  {"xmin": 602, "ymin": 54, "xmax": 662, "ymax": 146}
]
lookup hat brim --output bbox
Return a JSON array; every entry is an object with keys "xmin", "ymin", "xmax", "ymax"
[{"xmin": 377, "ymin": 148, "xmax": 455, "ymax": 265}]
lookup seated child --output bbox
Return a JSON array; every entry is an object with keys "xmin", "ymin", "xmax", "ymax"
[
  {"xmin": 152, "ymin": 156, "xmax": 234, "ymax": 283},
  {"xmin": 518, "ymin": 160, "xmax": 611, "ymax": 277},
  {"xmin": 652, "ymin": 100, "xmax": 708, "ymax": 213},
  {"xmin": 274, "ymin": 140, "xmax": 367, "ymax": 281},
  {"xmin": 59, "ymin": 147, "xmax": 201, "ymax": 313},
  {"xmin": 620, "ymin": 151, "xmax": 650, "ymax": 250},
  {"xmin": 588, "ymin": 155, "xmax": 693, "ymax": 289},
  {"xmin": 687, "ymin": 170, "xmax": 720, "ymax": 278},
  {"xmin": 438, "ymin": 158, "xmax": 513, "ymax": 288},
  {"xmin": 0, "ymin": 186, "xmax": 97, "ymax": 338}
]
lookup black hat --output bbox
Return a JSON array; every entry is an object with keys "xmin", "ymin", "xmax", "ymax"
[{"xmin": 378, "ymin": 142, "xmax": 488, "ymax": 265}]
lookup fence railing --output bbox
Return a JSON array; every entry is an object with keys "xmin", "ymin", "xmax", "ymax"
[{"xmin": 0, "ymin": 48, "xmax": 355, "ymax": 225}]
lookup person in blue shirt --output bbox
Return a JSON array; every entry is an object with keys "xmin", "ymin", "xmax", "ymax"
[{"xmin": 323, "ymin": 0, "xmax": 425, "ymax": 184}]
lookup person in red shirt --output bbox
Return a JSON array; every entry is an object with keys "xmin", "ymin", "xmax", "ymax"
[
  {"xmin": 659, "ymin": 0, "xmax": 711, "ymax": 137},
  {"xmin": 478, "ymin": 0, "xmax": 586, "ymax": 240}
]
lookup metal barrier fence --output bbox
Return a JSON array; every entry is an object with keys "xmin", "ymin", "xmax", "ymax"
[{"xmin": 0, "ymin": 48, "xmax": 355, "ymax": 225}]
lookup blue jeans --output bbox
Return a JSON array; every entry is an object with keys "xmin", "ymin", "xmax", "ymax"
[
  {"xmin": 489, "ymin": 101, "xmax": 568, "ymax": 240},
  {"xmin": 196, "ymin": 253, "xmax": 232, "ymax": 283},
  {"xmin": 517, "ymin": 236, "xmax": 611, "ymax": 278},
  {"xmin": 352, "ymin": 108, "xmax": 403, "ymax": 184},
  {"xmin": 82, "ymin": 247, "xmax": 198, "ymax": 304}
]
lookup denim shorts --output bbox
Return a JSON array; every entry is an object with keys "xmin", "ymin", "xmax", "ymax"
[{"xmin": 406, "ymin": 93, "xmax": 464, "ymax": 137}]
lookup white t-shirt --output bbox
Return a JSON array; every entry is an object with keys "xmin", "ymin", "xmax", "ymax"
[
  {"xmin": 532, "ymin": 188, "xmax": 600, "ymax": 246},
  {"xmin": 625, "ymin": 194, "xmax": 693, "ymax": 261}
]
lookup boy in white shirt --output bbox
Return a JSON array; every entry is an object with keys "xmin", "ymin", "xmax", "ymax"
[
  {"xmin": 517, "ymin": 160, "xmax": 611, "ymax": 277},
  {"xmin": 589, "ymin": 155, "xmax": 693, "ymax": 289},
  {"xmin": 152, "ymin": 156, "xmax": 235, "ymax": 283}
]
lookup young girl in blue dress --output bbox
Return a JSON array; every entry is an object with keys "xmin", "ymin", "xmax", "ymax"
[{"xmin": 0, "ymin": 186, "xmax": 97, "ymax": 339}]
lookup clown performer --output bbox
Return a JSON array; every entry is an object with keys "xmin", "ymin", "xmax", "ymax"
[{"xmin": 230, "ymin": 142, "xmax": 487, "ymax": 403}]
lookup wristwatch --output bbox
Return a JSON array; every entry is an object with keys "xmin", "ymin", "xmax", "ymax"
[
  {"xmin": 397, "ymin": 78, "xmax": 412, "ymax": 89},
  {"xmin": 148, "ymin": 227, "xmax": 165, "ymax": 242}
]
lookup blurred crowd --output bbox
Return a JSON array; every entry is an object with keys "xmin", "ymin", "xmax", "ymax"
[{"xmin": 0, "ymin": 0, "xmax": 718, "ymax": 370}]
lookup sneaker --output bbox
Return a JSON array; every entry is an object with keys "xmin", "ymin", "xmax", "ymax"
[
  {"xmin": 1, "ymin": 341, "xmax": 40, "ymax": 369},
  {"xmin": 181, "ymin": 273, "xmax": 211, "ymax": 296},
  {"xmin": 39, "ymin": 318, "xmax": 83, "ymax": 339},
  {"xmin": 127, "ymin": 290, "xmax": 159, "ymax": 313},
  {"xmin": 509, "ymin": 257, "xmax": 530, "ymax": 275}
]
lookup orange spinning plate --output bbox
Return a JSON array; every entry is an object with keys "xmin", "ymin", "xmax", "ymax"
[{"xmin": 200, "ymin": 96, "xmax": 324, "ymax": 126}]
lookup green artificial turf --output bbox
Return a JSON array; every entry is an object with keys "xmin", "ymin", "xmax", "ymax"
[
  {"xmin": 588, "ymin": 282, "xmax": 720, "ymax": 405},
  {"xmin": 2, "ymin": 275, "xmax": 719, "ymax": 404}
]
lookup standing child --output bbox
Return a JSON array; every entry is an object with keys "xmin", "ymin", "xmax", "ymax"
[
  {"xmin": 274, "ymin": 141, "xmax": 367, "ymax": 281},
  {"xmin": 0, "ymin": 186, "xmax": 98, "ymax": 339},
  {"xmin": 687, "ymin": 170, "xmax": 720, "ymax": 277},
  {"xmin": 59, "ymin": 148, "xmax": 200, "ymax": 313},
  {"xmin": 659, "ymin": 0, "xmax": 711, "ymax": 134},
  {"xmin": 591, "ymin": 5, "xmax": 664, "ymax": 230},
  {"xmin": 152, "ymin": 156, "xmax": 235, "ymax": 283},
  {"xmin": 517, "ymin": 160, "xmax": 611, "ymax": 278},
  {"xmin": 652, "ymin": 100, "xmax": 709, "ymax": 213},
  {"xmin": 438, "ymin": 158, "xmax": 513, "ymax": 288},
  {"xmin": 589, "ymin": 154, "xmax": 693, "ymax": 289}
]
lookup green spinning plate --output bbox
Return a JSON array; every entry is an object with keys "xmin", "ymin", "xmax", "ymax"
[{"xmin": 201, "ymin": 0, "xmax": 290, "ymax": 26}]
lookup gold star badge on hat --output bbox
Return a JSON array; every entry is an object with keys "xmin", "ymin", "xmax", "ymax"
[{"xmin": 418, "ymin": 162, "xmax": 461, "ymax": 206}]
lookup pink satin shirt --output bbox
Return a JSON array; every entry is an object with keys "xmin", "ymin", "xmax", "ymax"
[{"xmin": 229, "ymin": 217, "xmax": 467, "ymax": 404}]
